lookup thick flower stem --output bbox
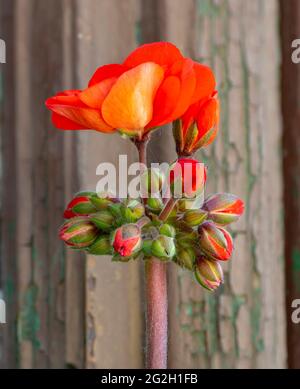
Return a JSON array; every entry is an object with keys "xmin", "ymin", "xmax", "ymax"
[
  {"xmin": 145, "ymin": 259, "xmax": 168, "ymax": 369},
  {"xmin": 159, "ymin": 197, "xmax": 178, "ymax": 222},
  {"xmin": 134, "ymin": 134, "xmax": 168, "ymax": 369}
]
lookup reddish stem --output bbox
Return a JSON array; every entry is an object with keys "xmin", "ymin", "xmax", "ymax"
[
  {"xmin": 145, "ymin": 259, "xmax": 168, "ymax": 369},
  {"xmin": 135, "ymin": 135, "xmax": 168, "ymax": 369}
]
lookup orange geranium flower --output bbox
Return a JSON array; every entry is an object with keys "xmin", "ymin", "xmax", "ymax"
[{"xmin": 46, "ymin": 42, "xmax": 216, "ymax": 137}]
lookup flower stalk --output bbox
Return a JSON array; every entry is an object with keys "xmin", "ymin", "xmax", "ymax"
[{"xmin": 135, "ymin": 136, "xmax": 168, "ymax": 369}]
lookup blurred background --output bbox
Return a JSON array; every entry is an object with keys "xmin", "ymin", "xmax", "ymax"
[{"xmin": 0, "ymin": 0, "xmax": 299, "ymax": 369}]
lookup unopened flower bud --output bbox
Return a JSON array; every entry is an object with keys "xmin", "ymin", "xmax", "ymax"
[
  {"xmin": 198, "ymin": 221, "xmax": 233, "ymax": 261},
  {"xmin": 151, "ymin": 235, "xmax": 176, "ymax": 260},
  {"xmin": 146, "ymin": 197, "xmax": 164, "ymax": 213},
  {"xmin": 183, "ymin": 209, "xmax": 208, "ymax": 227},
  {"xmin": 87, "ymin": 235, "xmax": 112, "ymax": 255},
  {"xmin": 159, "ymin": 223, "xmax": 176, "ymax": 238},
  {"xmin": 176, "ymin": 231, "xmax": 198, "ymax": 248},
  {"xmin": 140, "ymin": 168, "xmax": 164, "ymax": 197},
  {"xmin": 121, "ymin": 199, "xmax": 145, "ymax": 223},
  {"xmin": 90, "ymin": 210, "xmax": 115, "ymax": 232},
  {"xmin": 194, "ymin": 256, "xmax": 223, "ymax": 291},
  {"xmin": 174, "ymin": 95, "xmax": 219, "ymax": 156},
  {"xmin": 59, "ymin": 218, "xmax": 98, "ymax": 248},
  {"xmin": 175, "ymin": 247, "xmax": 196, "ymax": 270},
  {"xmin": 169, "ymin": 158, "xmax": 206, "ymax": 199},
  {"xmin": 108, "ymin": 203, "xmax": 123, "ymax": 218},
  {"xmin": 172, "ymin": 119, "xmax": 184, "ymax": 155},
  {"xmin": 203, "ymin": 193, "xmax": 244, "ymax": 225},
  {"xmin": 90, "ymin": 192, "xmax": 119, "ymax": 210},
  {"xmin": 142, "ymin": 239, "xmax": 153, "ymax": 256},
  {"xmin": 64, "ymin": 195, "xmax": 97, "ymax": 219},
  {"xmin": 112, "ymin": 224, "xmax": 142, "ymax": 257}
]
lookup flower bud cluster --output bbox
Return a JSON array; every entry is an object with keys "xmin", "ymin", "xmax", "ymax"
[{"xmin": 60, "ymin": 188, "xmax": 243, "ymax": 291}]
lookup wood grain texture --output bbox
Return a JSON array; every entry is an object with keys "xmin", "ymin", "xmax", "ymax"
[
  {"xmin": 280, "ymin": 0, "xmax": 300, "ymax": 369},
  {"xmin": 74, "ymin": 0, "xmax": 143, "ymax": 368},
  {"xmin": 141, "ymin": 0, "xmax": 286, "ymax": 368},
  {"xmin": 0, "ymin": 0, "xmax": 18, "ymax": 369},
  {"xmin": 0, "ymin": 0, "xmax": 79, "ymax": 368},
  {"xmin": 14, "ymin": 0, "xmax": 67, "ymax": 368}
]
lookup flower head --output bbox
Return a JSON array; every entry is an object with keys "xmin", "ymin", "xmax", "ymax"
[{"xmin": 46, "ymin": 42, "xmax": 215, "ymax": 138}]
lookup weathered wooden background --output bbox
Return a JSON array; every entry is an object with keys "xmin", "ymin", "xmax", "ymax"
[{"xmin": 0, "ymin": 0, "xmax": 298, "ymax": 368}]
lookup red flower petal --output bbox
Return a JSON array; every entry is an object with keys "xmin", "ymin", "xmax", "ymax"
[
  {"xmin": 46, "ymin": 92, "xmax": 115, "ymax": 133},
  {"xmin": 168, "ymin": 58, "xmax": 196, "ymax": 120},
  {"xmin": 79, "ymin": 77, "xmax": 117, "ymax": 109},
  {"xmin": 102, "ymin": 62, "xmax": 164, "ymax": 131},
  {"xmin": 52, "ymin": 113, "xmax": 84, "ymax": 130},
  {"xmin": 195, "ymin": 97, "xmax": 219, "ymax": 141},
  {"xmin": 146, "ymin": 76, "xmax": 181, "ymax": 128},
  {"xmin": 88, "ymin": 64, "xmax": 128, "ymax": 87},
  {"xmin": 147, "ymin": 58, "xmax": 196, "ymax": 128},
  {"xmin": 123, "ymin": 42, "xmax": 183, "ymax": 69},
  {"xmin": 192, "ymin": 62, "xmax": 216, "ymax": 103}
]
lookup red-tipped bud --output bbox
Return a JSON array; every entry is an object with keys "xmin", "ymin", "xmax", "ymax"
[
  {"xmin": 64, "ymin": 196, "xmax": 97, "ymax": 219},
  {"xmin": 112, "ymin": 224, "xmax": 142, "ymax": 257},
  {"xmin": 174, "ymin": 94, "xmax": 219, "ymax": 156},
  {"xmin": 194, "ymin": 256, "xmax": 223, "ymax": 291},
  {"xmin": 198, "ymin": 221, "xmax": 233, "ymax": 261},
  {"xmin": 203, "ymin": 193, "xmax": 244, "ymax": 225},
  {"xmin": 169, "ymin": 158, "xmax": 206, "ymax": 198},
  {"xmin": 59, "ymin": 217, "xmax": 99, "ymax": 248}
]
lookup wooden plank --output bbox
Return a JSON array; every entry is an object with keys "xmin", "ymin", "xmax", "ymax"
[
  {"xmin": 74, "ymin": 0, "xmax": 143, "ymax": 368},
  {"xmin": 280, "ymin": 0, "xmax": 300, "ymax": 369},
  {"xmin": 12, "ymin": 0, "xmax": 68, "ymax": 368},
  {"xmin": 62, "ymin": 0, "xmax": 85, "ymax": 369},
  {"xmin": 0, "ymin": 0, "xmax": 18, "ymax": 369},
  {"xmin": 1, "ymin": 0, "xmax": 76, "ymax": 368}
]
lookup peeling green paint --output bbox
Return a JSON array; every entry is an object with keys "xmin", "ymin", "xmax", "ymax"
[
  {"xmin": 292, "ymin": 248, "xmax": 300, "ymax": 293},
  {"xmin": 197, "ymin": 0, "xmax": 220, "ymax": 18},
  {"xmin": 17, "ymin": 284, "xmax": 40, "ymax": 350},
  {"xmin": 206, "ymin": 294, "xmax": 218, "ymax": 356},
  {"xmin": 292, "ymin": 248, "xmax": 300, "ymax": 272},
  {"xmin": 4, "ymin": 276, "xmax": 14, "ymax": 304},
  {"xmin": 232, "ymin": 295, "xmax": 246, "ymax": 356},
  {"xmin": 251, "ymin": 287, "xmax": 264, "ymax": 353},
  {"xmin": 135, "ymin": 21, "xmax": 143, "ymax": 45}
]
